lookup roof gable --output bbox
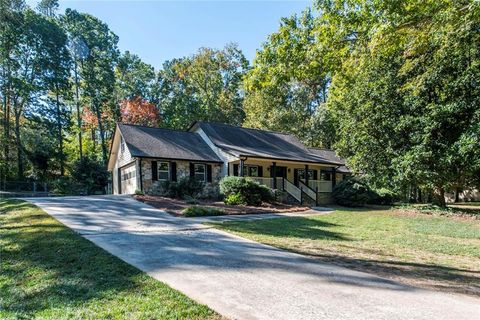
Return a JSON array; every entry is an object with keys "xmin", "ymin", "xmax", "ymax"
[{"xmin": 116, "ymin": 123, "xmax": 222, "ymax": 163}]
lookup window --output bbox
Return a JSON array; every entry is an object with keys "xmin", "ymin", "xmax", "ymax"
[
  {"xmin": 194, "ymin": 163, "xmax": 206, "ymax": 182},
  {"xmin": 157, "ymin": 162, "xmax": 169, "ymax": 181},
  {"xmin": 241, "ymin": 165, "xmax": 259, "ymax": 177},
  {"xmin": 298, "ymin": 169, "xmax": 314, "ymax": 181},
  {"xmin": 320, "ymin": 170, "xmax": 331, "ymax": 181}
]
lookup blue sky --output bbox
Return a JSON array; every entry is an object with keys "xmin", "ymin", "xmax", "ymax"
[{"xmin": 42, "ymin": 1, "xmax": 312, "ymax": 70}]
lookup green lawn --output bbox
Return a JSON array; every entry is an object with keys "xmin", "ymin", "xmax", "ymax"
[
  {"xmin": 212, "ymin": 208, "xmax": 480, "ymax": 296},
  {"xmin": 0, "ymin": 199, "xmax": 220, "ymax": 320}
]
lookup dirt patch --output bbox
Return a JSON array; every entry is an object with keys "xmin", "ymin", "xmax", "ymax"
[{"xmin": 135, "ymin": 195, "xmax": 309, "ymax": 216}]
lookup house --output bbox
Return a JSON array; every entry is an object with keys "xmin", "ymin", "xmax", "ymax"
[{"xmin": 107, "ymin": 121, "xmax": 351, "ymax": 204}]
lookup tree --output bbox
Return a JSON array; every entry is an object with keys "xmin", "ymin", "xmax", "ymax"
[
  {"xmin": 36, "ymin": 0, "xmax": 58, "ymax": 17},
  {"xmin": 325, "ymin": 0, "xmax": 480, "ymax": 206},
  {"xmin": 115, "ymin": 51, "xmax": 156, "ymax": 103},
  {"xmin": 68, "ymin": 35, "xmax": 89, "ymax": 161},
  {"xmin": 157, "ymin": 44, "xmax": 249, "ymax": 129},
  {"xmin": 0, "ymin": 0, "xmax": 25, "ymax": 184},
  {"xmin": 61, "ymin": 9, "xmax": 119, "ymax": 164},
  {"xmin": 120, "ymin": 97, "xmax": 160, "ymax": 127},
  {"xmin": 243, "ymin": 9, "xmax": 335, "ymax": 148},
  {"xmin": 40, "ymin": 13, "xmax": 72, "ymax": 176},
  {"xmin": 5, "ymin": 8, "xmax": 71, "ymax": 179}
]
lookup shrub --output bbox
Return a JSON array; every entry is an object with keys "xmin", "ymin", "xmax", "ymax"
[
  {"xmin": 134, "ymin": 189, "xmax": 144, "ymax": 195},
  {"xmin": 51, "ymin": 176, "xmax": 84, "ymax": 195},
  {"xmin": 182, "ymin": 206, "xmax": 225, "ymax": 217},
  {"xmin": 219, "ymin": 176, "xmax": 273, "ymax": 206},
  {"xmin": 368, "ymin": 188, "xmax": 397, "ymax": 205},
  {"xmin": 71, "ymin": 156, "xmax": 108, "ymax": 195},
  {"xmin": 332, "ymin": 179, "xmax": 397, "ymax": 207},
  {"xmin": 161, "ymin": 177, "xmax": 204, "ymax": 199},
  {"xmin": 224, "ymin": 193, "xmax": 245, "ymax": 205},
  {"xmin": 332, "ymin": 178, "xmax": 373, "ymax": 207}
]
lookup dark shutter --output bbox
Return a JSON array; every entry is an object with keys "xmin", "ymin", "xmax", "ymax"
[
  {"xmin": 206, "ymin": 164, "xmax": 212, "ymax": 182},
  {"xmin": 258, "ymin": 166, "xmax": 263, "ymax": 177},
  {"xmin": 233, "ymin": 164, "xmax": 239, "ymax": 176},
  {"xmin": 151, "ymin": 161, "xmax": 158, "ymax": 181},
  {"xmin": 170, "ymin": 162, "xmax": 177, "ymax": 181},
  {"xmin": 313, "ymin": 169, "xmax": 318, "ymax": 180},
  {"xmin": 294, "ymin": 169, "xmax": 299, "ymax": 186},
  {"xmin": 190, "ymin": 163, "xmax": 195, "ymax": 178}
]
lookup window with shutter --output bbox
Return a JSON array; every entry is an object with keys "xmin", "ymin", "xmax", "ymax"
[
  {"xmin": 158, "ymin": 162, "xmax": 169, "ymax": 181},
  {"xmin": 194, "ymin": 163, "xmax": 206, "ymax": 182}
]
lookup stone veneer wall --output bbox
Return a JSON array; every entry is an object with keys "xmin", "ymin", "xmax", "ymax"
[{"xmin": 140, "ymin": 159, "xmax": 223, "ymax": 196}]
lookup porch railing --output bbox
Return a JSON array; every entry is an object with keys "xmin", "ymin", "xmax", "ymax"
[
  {"xmin": 306, "ymin": 180, "xmax": 332, "ymax": 193},
  {"xmin": 249, "ymin": 177, "xmax": 285, "ymax": 190},
  {"xmin": 250, "ymin": 177, "xmax": 274, "ymax": 188},
  {"xmin": 299, "ymin": 180, "xmax": 317, "ymax": 200},
  {"xmin": 284, "ymin": 178, "xmax": 301, "ymax": 202}
]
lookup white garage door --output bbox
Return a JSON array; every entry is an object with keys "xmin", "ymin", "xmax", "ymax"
[{"xmin": 120, "ymin": 164, "xmax": 137, "ymax": 194}]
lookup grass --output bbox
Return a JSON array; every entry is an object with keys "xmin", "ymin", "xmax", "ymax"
[
  {"xmin": 212, "ymin": 207, "xmax": 480, "ymax": 296},
  {"xmin": 0, "ymin": 199, "xmax": 221, "ymax": 319},
  {"xmin": 182, "ymin": 206, "xmax": 225, "ymax": 217}
]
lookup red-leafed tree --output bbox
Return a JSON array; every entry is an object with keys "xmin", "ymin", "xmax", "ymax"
[{"xmin": 120, "ymin": 97, "xmax": 160, "ymax": 127}]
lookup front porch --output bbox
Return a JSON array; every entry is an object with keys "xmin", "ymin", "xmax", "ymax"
[{"xmin": 227, "ymin": 158, "xmax": 345, "ymax": 205}]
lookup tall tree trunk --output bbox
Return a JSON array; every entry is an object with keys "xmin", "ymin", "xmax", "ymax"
[
  {"xmin": 454, "ymin": 188, "xmax": 460, "ymax": 203},
  {"xmin": 432, "ymin": 187, "xmax": 446, "ymax": 207},
  {"xmin": 93, "ymin": 100, "xmax": 107, "ymax": 164},
  {"xmin": 74, "ymin": 61, "xmax": 83, "ymax": 160},
  {"xmin": 55, "ymin": 86, "xmax": 64, "ymax": 176},
  {"xmin": 14, "ymin": 105, "xmax": 23, "ymax": 180},
  {"xmin": 2, "ymin": 67, "xmax": 11, "ymax": 188}
]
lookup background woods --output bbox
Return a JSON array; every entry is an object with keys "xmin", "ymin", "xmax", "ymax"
[{"xmin": 0, "ymin": 0, "xmax": 479, "ymax": 203}]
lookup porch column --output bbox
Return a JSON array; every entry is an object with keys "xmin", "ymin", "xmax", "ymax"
[
  {"xmin": 272, "ymin": 161, "xmax": 277, "ymax": 189},
  {"xmin": 305, "ymin": 164, "xmax": 309, "ymax": 186},
  {"xmin": 332, "ymin": 167, "xmax": 337, "ymax": 189},
  {"xmin": 239, "ymin": 159, "xmax": 245, "ymax": 177}
]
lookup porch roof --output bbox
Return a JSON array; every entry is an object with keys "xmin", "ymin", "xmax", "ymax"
[{"xmin": 192, "ymin": 121, "xmax": 344, "ymax": 165}]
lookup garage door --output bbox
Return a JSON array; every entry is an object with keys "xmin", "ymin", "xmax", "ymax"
[{"xmin": 120, "ymin": 164, "xmax": 137, "ymax": 194}]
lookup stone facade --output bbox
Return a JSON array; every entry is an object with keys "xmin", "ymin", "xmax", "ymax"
[{"xmin": 140, "ymin": 158, "xmax": 223, "ymax": 197}]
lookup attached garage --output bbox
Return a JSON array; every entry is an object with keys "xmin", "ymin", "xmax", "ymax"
[{"xmin": 119, "ymin": 163, "xmax": 137, "ymax": 194}]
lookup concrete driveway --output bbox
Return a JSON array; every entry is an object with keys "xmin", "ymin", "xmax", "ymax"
[{"xmin": 27, "ymin": 195, "xmax": 479, "ymax": 320}]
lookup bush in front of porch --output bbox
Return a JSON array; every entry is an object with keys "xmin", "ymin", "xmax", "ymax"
[
  {"xmin": 332, "ymin": 178, "xmax": 397, "ymax": 207},
  {"xmin": 220, "ymin": 176, "xmax": 274, "ymax": 206}
]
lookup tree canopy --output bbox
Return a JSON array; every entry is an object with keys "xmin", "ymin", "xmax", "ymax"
[
  {"xmin": 0, "ymin": 0, "xmax": 478, "ymax": 204},
  {"xmin": 157, "ymin": 44, "xmax": 249, "ymax": 129}
]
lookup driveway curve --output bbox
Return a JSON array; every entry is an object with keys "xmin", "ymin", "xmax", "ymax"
[{"xmin": 27, "ymin": 195, "xmax": 479, "ymax": 320}]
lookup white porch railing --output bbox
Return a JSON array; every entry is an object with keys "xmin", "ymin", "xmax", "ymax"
[
  {"xmin": 249, "ymin": 177, "xmax": 285, "ymax": 190},
  {"xmin": 250, "ymin": 177, "xmax": 274, "ymax": 188},
  {"xmin": 284, "ymin": 179, "xmax": 301, "ymax": 202},
  {"xmin": 299, "ymin": 181, "xmax": 316, "ymax": 200},
  {"xmin": 306, "ymin": 180, "xmax": 332, "ymax": 193}
]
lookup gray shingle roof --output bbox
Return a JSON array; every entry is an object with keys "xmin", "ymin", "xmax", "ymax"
[
  {"xmin": 118, "ymin": 123, "xmax": 222, "ymax": 162},
  {"xmin": 193, "ymin": 121, "xmax": 344, "ymax": 165},
  {"xmin": 308, "ymin": 148, "xmax": 351, "ymax": 173}
]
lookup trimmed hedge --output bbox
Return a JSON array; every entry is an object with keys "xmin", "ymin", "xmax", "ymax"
[{"xmin": 219, "ymin": 176, "xmax": 273, "ymax": 206}]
